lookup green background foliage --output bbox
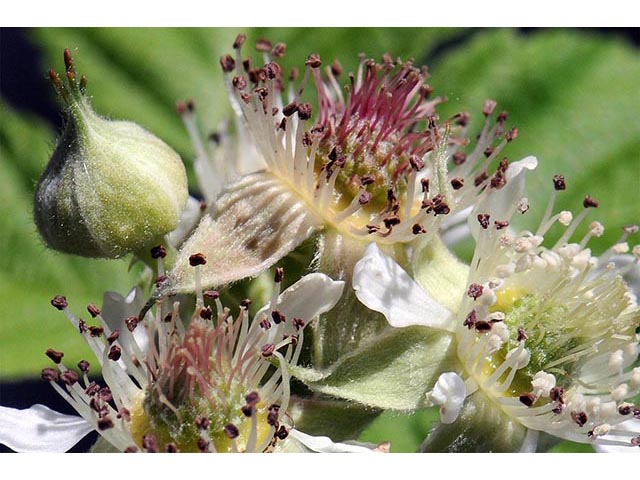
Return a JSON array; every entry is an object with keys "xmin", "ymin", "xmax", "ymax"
[{"xmin": 1, "ymin": 27, "xmax": 638, "ymax": 452}]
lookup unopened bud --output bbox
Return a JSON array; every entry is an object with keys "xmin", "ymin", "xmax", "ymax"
[{"xmin": 34, "ymin": 50, "xmax": 188, "ymax": 258}]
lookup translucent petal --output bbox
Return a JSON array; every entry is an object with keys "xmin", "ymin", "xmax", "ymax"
[
  {"xmin": 0, "ymin": 404, "xmax": 93, "ymax": 452},
  {"xmin": 353, "ymin": 243, "xmax": 454, "ymax": 331}
]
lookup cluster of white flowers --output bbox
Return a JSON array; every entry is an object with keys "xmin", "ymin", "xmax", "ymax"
[{"xmin": 1, "ymin": 34, "xmax": 638, "ymax": 453}]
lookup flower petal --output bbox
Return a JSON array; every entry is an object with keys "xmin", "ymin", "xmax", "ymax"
[
  {"xmin": 426, "ymin": 372, "xmax": 467, "ymax": 424},
  {"xmin": 353, "ymin": 243, "xmax": 454, "ymax": 331},
  {"xmin": 0, "ymin": 404, "xmax": 93, "ymax": 452},
  {"xmin": 255, "ymin": 273, "xmax": 345, "ymax": 327},
  {"xmin": 101, "ymin": 286, "xmax": 149, "ymax": 356},
  {"xmin": 287, "ymin": 429, "xmax": 381, "ymax": 453}
]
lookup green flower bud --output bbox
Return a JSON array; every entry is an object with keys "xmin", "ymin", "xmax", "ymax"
[{"xmin": 34, "ymin": 49, "xmax": 188, "ymax": 258}]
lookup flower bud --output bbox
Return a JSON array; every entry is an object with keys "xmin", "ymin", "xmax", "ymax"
[{"xmin": 34, "ymin": 50, "xmax": 188, "ymax": 258}]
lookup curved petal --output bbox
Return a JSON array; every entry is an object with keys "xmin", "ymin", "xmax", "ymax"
[
  {"xmin": 0, "ymin": 404, "xmax": 93, "ymax": 452},
  {"xmin": 287, "ymin": 429, "xmax": 381, "ymax": 453},
  {"xmin": 426, "ymin": 372, "xmax": 467, "ymax": 424},
  {"xmin": 255, "ymin": 273, "xmax": 345, "ymax": 325},
  {"xmin": 353, "ymin": 243, "xmax": 454, "ymax": 331}
]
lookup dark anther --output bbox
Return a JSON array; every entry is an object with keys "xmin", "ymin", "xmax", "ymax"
[
  {"xmin": 483, "ymin": 146, "xmax": 495, "ymax": 158},
  {"xmin": 463, "ymin": 310, "xmax": 477, "ymax": 329},
  {"xmin": 89, "ymin": 326, "xmax": 104, "ymax": 337},
  {"xmin": 305, "ymin": 53, "xmax": 322, "ymax": 68},
  {"xmin": 519, "ymin": 393, "xmax": 537, "ymax": 407},
  {"xmin": 189, "ymin": 253, "xmax": 207, "ymax": 266},
  {"xmin": 633, "ymin": 407, "xmax": 640, "ymax": 419},
  {"xmin": 474, "ymin": 321, "xmax": 492, "ymax": 333},
  {"xmin": 125, "ymin": 316, "xmax": 139, "ymax": 332},
  {"xmin": 359, "ymin": 191, "xmax": 373, "ymax": 205},
  {"xmin": 107, "ymin": 330, "xmax": 119, "ymax": 345},
  {"xmin": 186, "ymin": 100, "xmax": 195, "ymax": 112},
  {"xmin": 108, "ymin": 345, "xmax": 122, "ymax": 361},
  {"xmin": 384, "ymin": 215, "xmax": 401, "ymax": 229},
  {"xmin": 85, "ymin": 382, "xmax": 100, "ymax": 396},
  {"xmin": 143, "ymin": 434, "xmax": 159, "ymax": 453},
  {"xmin": 197, "ymin": 438, "xmax": 210, "ymax": 452},
  {"xmin": 517, "ymin": 327, "xmax": 528, "ymax": 342},
  {"xmin": 245, "ymin": 391, "xmax": 260, "ymax": 406},
  {"xmin": 259, "ymin": 318, "xmax": 272, "ymax": 330},
  {"xmin": 454, "ymin": 112, "xmax": 470, "ymax": 127},
  {"xmin": 164, "ymin": 443, "xmax": 179, "ymax": 453},
  {"xmin": 482, "ymin": 99, "xmax": 497, "ymax": 117},
  {"xmin": 618, "ymin": 404, "xmax": 633, "ymax": 416},
  {"xmin": 241, "ymin": 405, "xmax": 254, "ymax": 417},
  {"xmin": 467, "ymin": 283, "xmax": 484, "ymax": 300},
  {"xmin": 240, "ymin": 298, "xmax": 252, "ymax": 309},
  {"xmin": 631, "ymin": 436, "xmax": 640, "ymax": 447},
  {"xmin": 549, "ymin": 387, "xmax": 565, "ymax": 403},
  {"xmin": 200, "ymin": 306, "xmax": 213, "ymax": 320},
  {"xmin": 77, "ymin": 360, "xmax": 90, "ymax": 373},
  {"xmin": 420, "ymin": 178, "xmax": 430, "ymax": 193},
  {"xmin": 273, "ymin": 43, "xmax": 287, "ymax": 58},
  {"xmin": 490, "ymin": 171, "xmax": 506, "ymax": 190},
  {"xmin": 282, "ymin": 101, "xmax": 298, "ymax": 117},
  {"xmin": 46, "ymin": 348, "xmax": 64, "ymax": 364},
  {"xmin": 87, "ymin": 304, "xmax": 101, "ymax": 318},
  {"xmin": 583, "ymin": 195, "xmax": 599, "ymax": 209},
  {"xmin": 204, "ymin": 290, "xmax": 220, "ymax": 300},
  {"xmin": 274, "ymin": 267, "xmax": 284, "ymax": 283},
  {"xmin": 474, "ymin": 171, "xmax": 489, "ymax": 187},
  {"xmin": 219, "ymin": 54, "xmax": 236, "ymax": 73},
  {"xmin": 506, "ymin": 127, "xmax": 519, "ymax": 142},
  {"xmin": 78, "ymin": 319, "xmax": 87, "ymax": 334},
  {"xmin": 409, "ymin": 155, "xmax": 425, "ymax": 171},
  {"xmin": 233, "ymin": 34, "xmax": 246, "ymax": 49},
  {"xmin": 60, "ymin": 370, "xmax": 79, "ymax": 386},
  {"xmin": 361, "ymin": 175, "xmax": 375, "ymax": 186},
  {"xmin": 256, "ymin": 38, "xmax": 272, "ymax": 52},
  {"xmin": 150, "ymin": 245, "xmax": 167, "ymax": 259},
  {"xmin": 118, "ymin": 408, "xmax": 131, "ymax": 422},
  {"xmin": 495, "ymin": 220, "xmax": 510, "ymax": 230},
  {"xmin": 265, "ymin": 62, "xmax": 281, "ymax": 80},
  {"xmin": 477, "ymin": 213, "xmax": 491, "ymax": 229},
  {"xmin": 450, "ymin": 178, "xmax": 464, "ymax": 190},
  {"xmin": 276, "ymin": 425, "xmax": 289, "ymax": 440},
  {"xmin": 41, "ymin": 367, "xmax": 58, "ymax": 382},
  {"xmin": 232, "ymin": 75, "xmax": 247, "ymax": 90},
  {"xmin": 553, "ymin": 175, "xmax": 566, "ymax": 191},
  {"xmin": 571, "ymin": 411, "xmax": 588, "ymax": 427},
  {"xmin": 497, "ymin": 111, "xmax": 508, "ymax": 123},
  {"xmin": 195, "ymin": 416, "xmax": 210, "ymax": 430},
  {"xmin": 224, "ymin": 424, "xmax": 240, "ymax": 439},
  {"xmin": 452, "ymin": 152, "xmax": 467, "ymax": 165},
  {"xmin": 271, "ymin": 310, "xmax": 286, "ymax": 325},
  {"xmin": 552, "ymin": 404, "xmax": 564, "ymax": 415},
  {"xmin": 97, "ymin": 416, "xmax": 114, "ymax": 431},
  {"xmin": 267, "ymin": 406, "xmax": 279, "ymax": 427},
  {"xmin": 297, "ymin": 103, "xmax": 312, "ymax": 120},
  {"xmin": 124, "ymin": 446, "xmax": 138, "ymax": 453},
  {"xmin": 293, "ymin": 318, "xmax": 305, "ymax": 330},
  {"xmin": 51, "ymin": 295, "xmax": 68, "ymax": 310},
  {"xmin": 412, "ymin": 224, "xmax": 426, "ymax": 235},
  {"xmin": 331, "ymin": 60, "xmax": 343, "ymax": 76},
  {"xmin": 261, "ymin": 343, "xmax": 275, "ymax": 357}
]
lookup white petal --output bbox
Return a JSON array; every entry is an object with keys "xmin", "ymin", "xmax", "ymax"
[
  {"xmin": 0, "ymin": 405, "xmax": 93, "ymax": 452},
  {"xmin": 427, "ymin": 372, "xmax": 466, "ymax": 424},
  {"xmin": 594, "ymin": 420, "xmax": 640, "ymax": 453},
  {"xmin": 469, "ymin": 155, "xmax": 538, "ymax": 239},
  {"xmin": 256, "ymin": 273, "xmax": 345, "ymax": 323},
  {"xmin": 168, "ymin": 195, "xmax": 204, "ymax": 248},
  {"xmin": 101, "ymin": 287, "xmax": 149, "ymax": 356},
  {"xmin": 352, "ymin": 243, "xmax": 454, "ymax": 331},
  {"xmin": 287, "ymin": 429, "xmax": 378, "ymax": 453}
]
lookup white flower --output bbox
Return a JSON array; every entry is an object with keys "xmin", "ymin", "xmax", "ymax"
[
  {"xmin": 353, "ymin": 175, "xmax": 640, "ymax": 451},
  {"xmin": 0, "ymin": 257, "xmax": 350, "ymax": 453},
  {"xmin": 167, "ymin": 34, "xmax": 527, "ymax": 293}
]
